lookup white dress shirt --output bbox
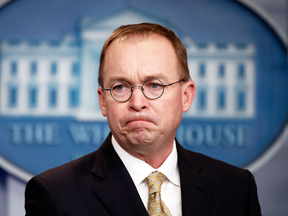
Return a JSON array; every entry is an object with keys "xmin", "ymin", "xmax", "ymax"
[{"xmin": 111, "ymin": 136, "xmax": 182, "ymax": 216}]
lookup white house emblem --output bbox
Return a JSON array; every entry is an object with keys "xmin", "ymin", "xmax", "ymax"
[{"xmin": 0, "ymin": 2, "xmax": 286, "ymax": 179}]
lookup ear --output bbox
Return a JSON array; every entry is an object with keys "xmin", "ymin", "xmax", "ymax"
[
  {"xmin": 182, "ymin": 80, "xmax": 196, "ymax": 112},
  {"xmin": 97, "ymin": 87, "xmax": 107, "ymax": 117}
]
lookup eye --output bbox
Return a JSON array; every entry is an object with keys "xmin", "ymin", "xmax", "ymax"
[
  {"xmin": 114, "ymin": 84, "xmax": 124, "ymax": 91},
  {"xmin": 150, "ymin": 83, "xmax": 160, "ymax": 89},
  {"xmin": 112, "ymin": 81, "xmax": 130, "ymax": 92}
]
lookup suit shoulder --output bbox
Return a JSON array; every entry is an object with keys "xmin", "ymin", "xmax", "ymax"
[
  {"xmin": 179, "ymin": 146, "xmax": 252, "ymax": 182},
  {"xmin": 29, "ymin": 135, "xmax": 114, "ymax": 186},
  {"xmin": 33, "ymin": 150, "xmax": 97, "ymax": 183}
]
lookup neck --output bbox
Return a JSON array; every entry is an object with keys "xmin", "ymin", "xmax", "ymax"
[
  {"xmin": 142, "ymin": 150, "xmax": 172, "ymax": 168},
  {"xmin": 125, "ymin": 141, "xmax": 174, "ymax": 169},
  {"xmin": 112, "ymin": 134, "xmax": 175, "ymax": 169}
]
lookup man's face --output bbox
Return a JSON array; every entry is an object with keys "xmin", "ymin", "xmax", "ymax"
[{"xmin": 98, "ymin": 35, "xmax": 195, "ymax": 160}]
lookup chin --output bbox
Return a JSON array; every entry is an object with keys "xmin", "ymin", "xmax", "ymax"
[{"xmin": 128, "ymin": 131, "xmax": 155, "ymax": 146}]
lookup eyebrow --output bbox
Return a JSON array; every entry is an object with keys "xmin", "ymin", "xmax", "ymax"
[
  {"xmin": 106, "ymin": 73, "xmax": 166, "ymax": 85},
  {"xmin": 107, "ymin": 76, "xmax": 127, "ymax": 84}
]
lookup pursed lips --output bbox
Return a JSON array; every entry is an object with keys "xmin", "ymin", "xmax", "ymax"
[{"xmin": 124, "ymin": 116, "xmax": 155, "ymax": 127}]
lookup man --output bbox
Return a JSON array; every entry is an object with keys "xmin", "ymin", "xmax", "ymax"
[{"xmin": 25, "ymin": 23, "xmax": 261, "ymax": 216}]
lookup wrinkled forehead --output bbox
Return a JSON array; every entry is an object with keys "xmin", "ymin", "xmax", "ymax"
[
  {"xmin": 103, "ymin": 35, "xmax": 180, "ymax": 85},
  {"xmin": 103, "ymin": 34, "xmax": 181, "ymax": 81}
]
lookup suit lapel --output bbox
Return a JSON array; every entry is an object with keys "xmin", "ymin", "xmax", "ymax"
[
  {"xmin": 177, "ymin": 142, "xmax": 215, "ymax": 216},
  {"xmin": 90, "ymin": 134, "xmax": 215, "ymax": 216},
  {"xmin": 90, "ymin": 134, "xmax": 147, "ymax": 216}
]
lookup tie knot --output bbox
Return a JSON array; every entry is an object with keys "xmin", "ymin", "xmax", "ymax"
[{"xmin": 146, "ymin": 171, "xmax": 166, "ymax": 194}]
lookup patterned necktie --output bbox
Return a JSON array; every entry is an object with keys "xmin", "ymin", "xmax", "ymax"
[{"xmin": 146, "ymin": 171, "xmax": 172, "ymax": 216}]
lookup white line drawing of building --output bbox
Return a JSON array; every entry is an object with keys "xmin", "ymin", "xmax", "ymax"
[
  {"xmin": 0, "ymin": 36, "xmax": 81, "ymax": 117},
  {"xmin": 183, "ymin": 37, "xmax": 255, "ymax": 118},
  {"xmin": 0, "ymin": 7, "xmax": 255, "ymax": 120}
]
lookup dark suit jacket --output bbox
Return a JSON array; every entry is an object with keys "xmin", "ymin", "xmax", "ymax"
[{"xmin": 25, "ymin": 133, "xmax": 261, "ymax": 216}]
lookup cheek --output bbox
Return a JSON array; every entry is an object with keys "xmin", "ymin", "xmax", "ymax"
[
  {"xmin": 106, "ymin": 105, "xmax": 118, "ymax": 118},
  {"xmin": 168, "ymin": 98, "xmax": 183, "ymax": 119},
  {"xmin": 166, "ymin": 94, "xmax": 182, "ymax": 111},
  {"xmin": 158, "ymin": 99, "xmax": 182, "ymax": 121},
  {"xmin": 106, "ymin": 102, "xmax": 125, "ymax": 123}
]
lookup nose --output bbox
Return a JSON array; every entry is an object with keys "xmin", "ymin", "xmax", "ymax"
[{"xmin": 129, "ymin": 86, "xmax": 147, "ymax": 111}]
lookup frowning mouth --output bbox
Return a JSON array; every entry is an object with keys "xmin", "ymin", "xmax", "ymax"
[
  {"xmin": 124, "ymin": 116, "xmax": 155, "ymax": 127},
  {"xmin": 126, "ymin": 119, "xmax": 151, "ymax": 125}
]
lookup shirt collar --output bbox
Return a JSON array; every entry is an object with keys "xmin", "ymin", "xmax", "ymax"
[{"xmin": 111, "ymin": 135, "xmax": 180, "ymax": 187}]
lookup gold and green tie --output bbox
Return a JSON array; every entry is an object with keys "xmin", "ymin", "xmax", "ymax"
[{"xmin": 146, "ymin": 171, "xmax": 172, "ymax": 216}]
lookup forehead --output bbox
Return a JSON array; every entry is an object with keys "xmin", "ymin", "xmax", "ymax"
[{"xmin": 103, "ymin": 35, "xmax": 179, "ymax": 84}]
